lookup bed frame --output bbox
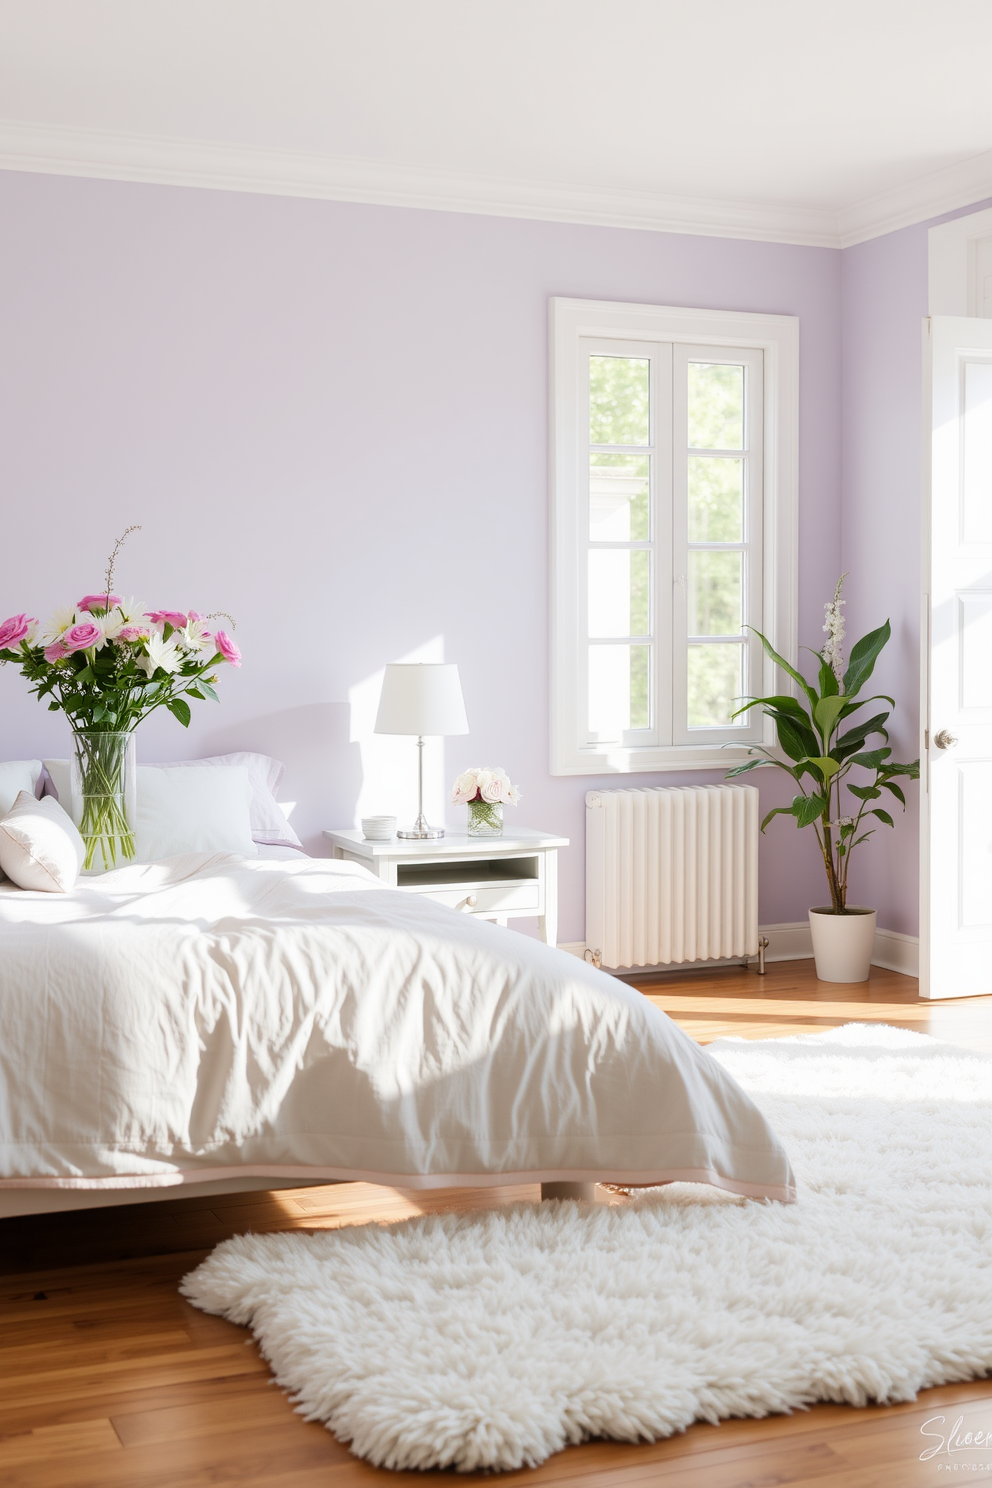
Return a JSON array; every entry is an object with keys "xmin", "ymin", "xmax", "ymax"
[{"xmin": 0, "ymin": 1179, "xmax": 596, "ymax": 1220}]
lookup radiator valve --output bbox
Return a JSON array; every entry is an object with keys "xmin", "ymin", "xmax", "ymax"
[{"xmin": 584, "ymin": 947, "xmax": 603, "ymax": 969}]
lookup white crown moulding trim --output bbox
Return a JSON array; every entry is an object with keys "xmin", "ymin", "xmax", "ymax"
[
  {"xmin": 837, "ymin": 145, "xmax": 992, "ymax": 248},
  {"xmin": 0, "ymin": 119, "xmax": 839, "ymax": 245},
  {"xmin": 1, "ymin": 117, "xmax": 991, "ymax": 253}
]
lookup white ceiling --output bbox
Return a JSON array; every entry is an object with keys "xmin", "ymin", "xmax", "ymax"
[{"xmin": 2, "ymin": 0, "xmax": 992, "ymax": 246}]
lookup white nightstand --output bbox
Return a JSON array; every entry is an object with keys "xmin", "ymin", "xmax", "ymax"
[{"xmin": 322, "ymin": 827, "xmax": 569, "ymax": 947}]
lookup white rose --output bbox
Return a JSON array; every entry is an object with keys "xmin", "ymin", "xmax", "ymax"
[
  {"xmin": 481, "ymin": 769, "xmax": 508, "ymax": 803},
  {"xmin": 450, "ymin": 769, "xmax": 480, "ymax": 805}
]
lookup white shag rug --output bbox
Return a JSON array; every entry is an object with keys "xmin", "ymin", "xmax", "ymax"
[{"xmin": 181, "ymin": 1024, "xmax": 992, "ymax": 1473}]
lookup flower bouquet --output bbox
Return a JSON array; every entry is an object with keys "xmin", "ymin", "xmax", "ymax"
[
  {"xmin": 0, "ymin": 532, "xmax": 242, "ymax": 871},
  {"xmin": 450, "ymin": 767, "xmax": 521, "ymax": 836}
]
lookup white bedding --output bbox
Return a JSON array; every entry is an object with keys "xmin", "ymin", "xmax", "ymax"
[{"xmin": 0, "ymin": 853, "xmax": 795, "ymax": 1200}]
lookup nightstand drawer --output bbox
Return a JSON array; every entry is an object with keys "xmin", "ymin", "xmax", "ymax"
[{"xmin": 402, "ymin": 880, "xmax": 542, "ymax": 915}]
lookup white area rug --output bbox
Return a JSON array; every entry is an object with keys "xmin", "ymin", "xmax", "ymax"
[{"xmin": 182, "ymin": 1025, "xmax": 992, "ymax": 1472}]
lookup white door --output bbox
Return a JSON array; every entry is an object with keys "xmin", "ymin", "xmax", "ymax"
[{"xmin": 923, "ymin": 315, "xmax": 992, "ymax": 997}]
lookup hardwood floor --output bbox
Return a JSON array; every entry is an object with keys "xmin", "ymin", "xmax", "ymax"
[{"xmin": 2, "ymin": 958, "xmax": 991, "ymax": 1486}]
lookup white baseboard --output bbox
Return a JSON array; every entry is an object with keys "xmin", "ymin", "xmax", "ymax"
[{"xmin": 559, "ymin": 921, "xmax": 919, "ymax": 978}]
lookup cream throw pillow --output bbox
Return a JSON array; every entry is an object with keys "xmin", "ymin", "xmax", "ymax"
[{"xmin": 0, "ymin": 790, "xmax": 85, "ymax": 892}]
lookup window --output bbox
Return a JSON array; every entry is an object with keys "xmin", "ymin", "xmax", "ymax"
[{"xmin": 551, "ymin": 298, "xmax": 798, "ymax": 775}]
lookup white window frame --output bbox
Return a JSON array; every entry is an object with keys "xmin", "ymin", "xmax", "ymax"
[{"xmin": 550, "ymin": 296, "xmax": 799, "ymax": 776}]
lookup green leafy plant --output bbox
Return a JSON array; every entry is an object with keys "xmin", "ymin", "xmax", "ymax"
[{"xmin": 725, "ymin": 576, "xmax": 919, "ymax": 914}]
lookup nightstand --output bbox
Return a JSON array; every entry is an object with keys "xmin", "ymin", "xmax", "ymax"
[{"xmin": 322, "ymin": 827, "xmax": 569, "ymax": 947}]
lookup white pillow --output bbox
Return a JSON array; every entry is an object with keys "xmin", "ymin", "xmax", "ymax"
[
  {"xmin": 135, "ymin": 765, "xmax": 257, "ymax": 861},
  {"xmin": 159, "ymin": 753, "xmax": 303, "ymax": 848},
  {"xmin": 44, "ymin": 755, "xmax": 300, "ymax": 849},
  {"xmin": 0, "ymin": 790, "xmax": 84, "ymax": 892},
  {"xmin": 0, "ymin": 760, "xmax": 43, "ymax": 816}
]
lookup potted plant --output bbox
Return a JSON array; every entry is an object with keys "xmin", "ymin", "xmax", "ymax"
[{"xmin": 725, "ymin": 576, "xmax": 919, "ymax": 983}]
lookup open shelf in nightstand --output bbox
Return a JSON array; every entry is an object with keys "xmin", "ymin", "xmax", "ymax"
[{"xmin": 396, "ymin": 856, "xmax": 539, "ymax": 888}]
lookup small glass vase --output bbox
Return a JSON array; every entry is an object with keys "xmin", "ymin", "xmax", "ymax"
[
  {"xmin": 468, "ymin": 798, "xmax": 503, "ymax": 836},
  {"xmin": 70, "ymin": 730, "xmax": 138, "ymax": 873}
]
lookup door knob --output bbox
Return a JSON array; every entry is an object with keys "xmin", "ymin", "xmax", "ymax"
[{"xmin": 934, "ymin": 729, "xmax": 958, "ymax": 749}]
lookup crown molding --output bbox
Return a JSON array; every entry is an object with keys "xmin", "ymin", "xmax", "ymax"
[
  {"xmin": 1, "ymin": 117, "xmax": 992, "ymax": 252},
  {"xmin": 0, "ymin": 118, "xmax": 840, "ymax": 246},
  {"xmin": 838, "ymin": 146, "xmax": 992, "ymax": 247}
]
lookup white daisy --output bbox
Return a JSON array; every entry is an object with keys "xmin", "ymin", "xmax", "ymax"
[
  {"xmin": 137, "ymin": 632, "xmax": 183, "ymax": 678},
  {"xmin": 41, "ymin": 604, "xmax": 77, "ymax": 645}
]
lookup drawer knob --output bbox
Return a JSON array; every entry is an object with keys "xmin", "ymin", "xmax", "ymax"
[{"xmin": 459, "ymin": 894, "xmax": 478, "ymax": 911}]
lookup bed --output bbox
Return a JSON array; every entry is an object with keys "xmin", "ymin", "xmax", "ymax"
[{"xmin": 0, "ymin": 841, "xmax": 795, "ymax": 1218}]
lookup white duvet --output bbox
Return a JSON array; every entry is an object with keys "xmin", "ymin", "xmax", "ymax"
[{"xmin": 0, "ymin": 853, "xmax": 794, "ymax": 1200}]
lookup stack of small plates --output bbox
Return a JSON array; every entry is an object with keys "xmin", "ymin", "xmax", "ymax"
[{"xmin": 361, "ymin": 816, "xmax": 396, "ymax": 841}]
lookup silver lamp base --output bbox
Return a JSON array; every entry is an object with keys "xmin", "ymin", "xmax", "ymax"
[{"xmin": 398, "ymin": 824, "xmax": 445, "ymax": 840}]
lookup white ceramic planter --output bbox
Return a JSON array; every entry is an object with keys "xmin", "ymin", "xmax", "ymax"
[{"xmin": 808, "ymin": 907, "xmax": 877, "ymax": 983}]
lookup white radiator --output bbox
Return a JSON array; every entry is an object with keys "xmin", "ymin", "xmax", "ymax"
[{"xmin": 585, "ymin": 784, "xmax": 760, "ymax": 969}]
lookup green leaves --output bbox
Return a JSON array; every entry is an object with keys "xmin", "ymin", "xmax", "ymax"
[
  {"xmin": 748, "ymin": 628, "xmax": 818, "ymax": 710},
  {"xmin": 805, "ymin": 755, "xmax": 841, "ymax": 781},
  {"xmin": 813, "ymin": 694, "xmax": 848, "ymax": 743},
  {"xmin": 842, "ymin": 620, "xmax": 891, "ymax": 697},
  {"xmin": 871, "ymin": 807, "xmax": 895, "ymax": 828},
  {"xmin": 724, "ymin": 757, "xmax": 767, "ymax": 778},
  {"xmin": 794, "ymin": 793, "xmax": 828, "ymax": 827},
  {"xmin": 167, "ymin": 698, "xmax": 191, "ymax": 728}
]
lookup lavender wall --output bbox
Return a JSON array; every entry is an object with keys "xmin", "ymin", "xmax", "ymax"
[
  {"xmin": 0, "ymin": 171, "xmax": 843, "ymax": 941},
  {"xmin": 840, "ymin": 197, "xmax": 992, "ymax": 936}
]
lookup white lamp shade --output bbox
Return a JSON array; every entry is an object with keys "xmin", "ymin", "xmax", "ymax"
[{"xmin": 374, "ymin": 663, "xmax": 469, "ymax": 736}]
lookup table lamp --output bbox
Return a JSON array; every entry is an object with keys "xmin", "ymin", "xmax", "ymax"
[{"xmin": 374, "ymin": 663, "xmax": 469, "ymax": 839}]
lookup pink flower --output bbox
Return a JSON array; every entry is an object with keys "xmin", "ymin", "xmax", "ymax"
[
  {"xmin": 213, "ymin": 629, "xmax": 241, "ymax": 667},
  {"xmin": 0, "ymin": 613, "xmax": 37, "ymax": 649},
  {"xmin": 118, "ymin": 625, "xmax": 150, "ymax": 642},
  {"xmin": 145, "ymin": 610, "xmax": 188, "ymax": 629},
  {"xmin": 44, "ymin": 640, "xmax": 69, "ymax": 663},
  {"xmin": 77, "ymin": 594, "xmax": 122, "ymax": 613},
  {"xmin": 63, "ymin": 622, "xmax": 104, "ymax": 652}
]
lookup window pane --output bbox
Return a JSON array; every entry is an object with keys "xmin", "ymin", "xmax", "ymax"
[
  {"xmin": 589, "ymin": 644, "xmax": 650, "ymax": 737},
  {"xmin": 589, "ymin": 355, "xmax": 649, "ymax": 445},
  {"xmin": 687, "ymin": 643, "xmax": 744, "ymax": 728},
  {"xmin": 589, "ymin": 454, "xmax": 650, "ymax": 540},
  {"xmin": 688, "ymin": 457, "xmax": 743, "ymax": 542},
  {"xmin": 589, "ymin": 549, "xmax": 650, "ymax": 637},
  {"xmin": 688, "ymin": 550, "xmax": 742, "ymax": 636},
  {"xmin": 688, "ymin": 363, "xmax": 744, "ymax": 450}
]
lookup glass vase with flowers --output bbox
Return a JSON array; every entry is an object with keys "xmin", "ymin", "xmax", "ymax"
[{"xmin": 0, "ymin": 528, "xmax": 242, "ymax": 872}]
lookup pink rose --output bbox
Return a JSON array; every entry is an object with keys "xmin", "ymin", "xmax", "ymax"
[
  {"xmin": 144, "ymin": 610, "xmax": 188, "ymax": 628},
  {"xmin": 118, "ymin": 625, "xmax": 149, "ymax": 642},
  {"xmin": 63, "ymin": 622, "xmax": 104, "ymax": 652},
  {"xmin": 77, "ymin": 594, "xmax": 122, "ymax": 613},
  {"xmin": 44, "ymin": 640, "xmax": 69, "ymax": 663},
  {"xmin": 213, "ymin": 629, "xmax": 241, "ymax": 667},
  {"xmin": 0, "ymin": 613, "xmax": 37, "ymax": 649}
]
